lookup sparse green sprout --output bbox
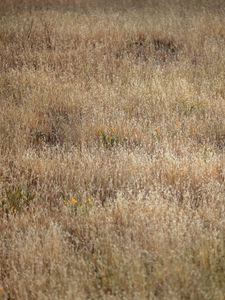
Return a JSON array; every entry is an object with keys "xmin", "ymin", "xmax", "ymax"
[
  {"xmin": 151, "ymin": 127, "xmax": 162, "ymax": 140},
  {"xmin": 97, "ymin": 129, "xmax": 119, "ymax": 148},
  {"xmin": 2, "ymin": 185, "xmax": 35, "ymax": 215}
]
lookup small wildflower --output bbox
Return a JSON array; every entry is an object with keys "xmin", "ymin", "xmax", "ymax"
[
  {"xmin": 64, "ymin": 197, "xmax": 78, "ymax": 207},
  {"xmin": 71, "ymin": 197, "xmax": 77, "ymax": 204}
]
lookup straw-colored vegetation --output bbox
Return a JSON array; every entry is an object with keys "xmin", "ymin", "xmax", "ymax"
[{"xmin": 0, "ymin": 1, "xmax": 225, "ymax": 299}]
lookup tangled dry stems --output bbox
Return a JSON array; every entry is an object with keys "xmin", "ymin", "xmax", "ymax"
[{"xmin": 0, "ymin": 1, "xmax": 225, "ymax": 299}]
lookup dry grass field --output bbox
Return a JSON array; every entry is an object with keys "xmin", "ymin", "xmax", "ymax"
[{"xmin": 0, "ymin": 1, "xmax": 225, "ymax": 299}]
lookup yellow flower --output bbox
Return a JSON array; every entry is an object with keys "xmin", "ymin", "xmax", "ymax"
[
  {"xmin": 64, "ymin": 197, "xmax": 79, "ymax": 207},
  {"xmin": 71, "ymin": 197, "xmax": 77, "ymax": 204}
]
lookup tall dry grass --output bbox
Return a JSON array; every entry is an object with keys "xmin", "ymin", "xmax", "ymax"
[{"xmin": 0, "ymin": 1, "xmax": 225, "ymax": 299}]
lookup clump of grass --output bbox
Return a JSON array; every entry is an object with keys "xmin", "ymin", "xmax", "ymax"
[
  {"xmin": 96, "ymin": 128, "xmax": 121, "ymax": 148},
  {"xmin": 1, "ymin": 185, "xmax": 35, "ymax": 215}
]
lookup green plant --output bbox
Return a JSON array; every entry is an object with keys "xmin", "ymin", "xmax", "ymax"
[
  {"xmin": 97, "ymin": 130, "xmax": 119, "ymax": 148},
  {"xmin": 2, "ymin": 185, "xmax": 35, "ymax": 215}
]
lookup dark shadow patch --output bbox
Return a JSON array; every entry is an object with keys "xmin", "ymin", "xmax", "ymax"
[
  {"xmin": 30, "ymin": 125, "xmax": 64, "ymax": 148},
  {"xmin": 153, "ymin": 37, "xmax": 180, "ymax": 63},
  {"xmin": 116, "ymin": 34, "xmax": 181, "ymax": 64},
  {"xmin": 116, "ymin": 34, "xmax": 151, "ymax": 62}
]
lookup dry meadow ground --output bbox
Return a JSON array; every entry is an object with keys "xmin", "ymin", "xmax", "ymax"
[{"xmin": 0, "ymin": 1, "xmax": 225, "ymax": 299}]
